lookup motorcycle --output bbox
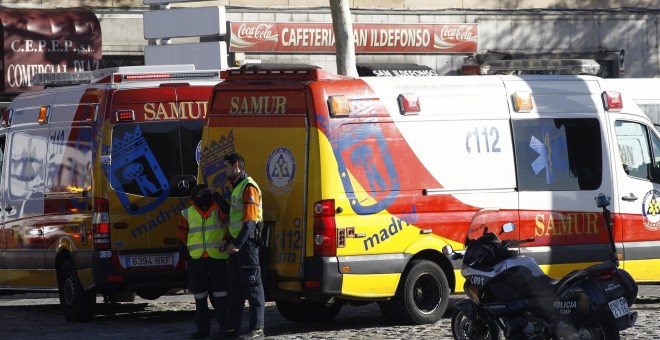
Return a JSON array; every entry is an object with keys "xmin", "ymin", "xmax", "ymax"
[{"xmin": 443, "ymin": 194, "xmax": 638, "ymax": 340}]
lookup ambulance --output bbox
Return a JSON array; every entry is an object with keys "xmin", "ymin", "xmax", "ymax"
[
  {"xmin": 602, "ymin": 78, "xmax": 660, "ymax": 127},
  {"xmin": 0, "ymin": 65, "xmax": 221, "ymax": 322},
  {"xmin": 198, "ymin": 61, "xmax": 660, "ymax": 325}
]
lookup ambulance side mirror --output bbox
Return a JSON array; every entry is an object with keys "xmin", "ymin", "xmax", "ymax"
[{"xmin": 653, "ymin": 167, "xmax": 660, "ymax": 183}]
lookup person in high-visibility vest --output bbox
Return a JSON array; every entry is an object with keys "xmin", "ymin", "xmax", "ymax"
[
  {"xmin": 221, "ymin": 152, "xmax": 265, "ymax": 340},
  {"xmin": 177, "ymin": 184, "xmax": 230, "ymax": 339}
]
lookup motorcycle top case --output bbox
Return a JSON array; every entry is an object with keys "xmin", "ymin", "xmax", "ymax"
[{"xmin": 553, "ymin": 264, "xmax": 637, "ymax": 329}]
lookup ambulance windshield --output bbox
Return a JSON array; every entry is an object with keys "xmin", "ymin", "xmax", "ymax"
[{"xmin": 109, "ymin": 120, "xmax": 203, "ymax": 198}]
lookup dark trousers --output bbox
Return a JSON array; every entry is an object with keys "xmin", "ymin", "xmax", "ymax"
[
  {"xmin": 187, "ymin": 257, "xmax": 228, "ymax": 333},
  {"xmin": 227, "ymin": 239, "xmax": 265, "ymax": 332}
]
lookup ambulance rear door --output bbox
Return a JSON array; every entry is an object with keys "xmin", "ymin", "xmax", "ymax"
[
  {"xmin": 108, "ymin": 82, "xmax": 211, "ymax": 272},
  {"xmin": 203, "ymin": 81, "xmax": 310, "ymax": 292}
]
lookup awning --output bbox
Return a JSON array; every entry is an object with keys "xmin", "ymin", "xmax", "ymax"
[
  {"xmin": 0, "ymin": 8, "xmax": 102, "ymax": 92},
  {"xmin": 356, "ymin": 63, "xmax": 438, "ymax": 77}
]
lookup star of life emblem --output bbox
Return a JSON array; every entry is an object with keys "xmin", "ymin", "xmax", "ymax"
[
  {"xmin": 266, "ymin": 147, "xmax": 296, "ymax": 196},
  {"xmin": 642, "ymin": 189, "xmax": 660, "ymax": 231}
]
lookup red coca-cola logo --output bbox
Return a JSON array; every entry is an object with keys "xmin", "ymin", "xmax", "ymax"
[
  {"xmin": 440, "ymin": 25, "xmax": 475, "ymax": 41},
  {"xmin": 236, "ymin": 23, "xmax": 275, "ymax": 40}
]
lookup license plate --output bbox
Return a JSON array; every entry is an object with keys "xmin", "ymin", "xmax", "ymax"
[
  {"xmin": 126, "ymin": 255, "xmax": 173, "ymax": 268},
  {"xmin": 608, "ymin": 296, "xmax": 630, "ymax": 319}
]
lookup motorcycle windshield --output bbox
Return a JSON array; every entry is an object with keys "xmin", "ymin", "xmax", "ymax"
[{"xmin": 466, "ymin": 208, "xmax": 518, "ymax": 246}]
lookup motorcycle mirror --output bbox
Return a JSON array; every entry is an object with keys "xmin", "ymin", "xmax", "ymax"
[
  {"xmin": 595, "ymin": 193, "xmax": 611, "ymax": 208},
  {"xmin": 500, "ymin": 222, "xmax": 515, "ymax": 234}
]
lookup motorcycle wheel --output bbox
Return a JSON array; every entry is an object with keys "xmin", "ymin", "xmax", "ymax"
[
  {"xmin": 451, "ymin": 308, "xmax": 500, "ymax": 340},
  {"xmin": 578, "ymin": 323, "xmax": 620, "ymax": 340}
]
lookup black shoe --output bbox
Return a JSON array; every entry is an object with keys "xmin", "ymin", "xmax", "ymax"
[
  {"xmin": 237, "ymin": 329, "xmax": 264, "ymax": 340},
  {"xmin": 190, "ymin": 329, "xmax": 210, "ymax": 339}
]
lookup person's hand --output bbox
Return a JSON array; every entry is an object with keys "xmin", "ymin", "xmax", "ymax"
[
  {"xmin": 220, "ymin": 239, "xmax": 228, "ymax": 252},
  {"xmin": 226, "ymin": 243, "xmax": 239, "ymax": 254}
]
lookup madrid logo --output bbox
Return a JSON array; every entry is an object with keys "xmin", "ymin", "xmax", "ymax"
[
  {"xmin": 266, "ymin": 147, "xmax": 296, "ymax": 195},
  {"xmin": 642, "ymin": 189, "xmax": 660, "ymax": 231}
]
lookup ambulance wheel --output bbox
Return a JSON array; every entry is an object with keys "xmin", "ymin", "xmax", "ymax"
[
  {"xmin": 58, "ymin": 261, "xmax": 96, "ymax": 322},
  {"xmin": 393, "ymin": 259, "xmax": 449, "ymax": 325},
  {"xmin": 136, "ymin": 290, "xmax": 164, "ymax": 300}
]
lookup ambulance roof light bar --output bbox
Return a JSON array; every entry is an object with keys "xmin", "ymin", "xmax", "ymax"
[
  {"xmin": 222, "ymin": 63, "xmax": 348, "ymax": 81},
  {"xmin": 481, "ymin": 59, "xmax": 601, "ymax": 76},
  {"xmin": 92, "ymin": 64, "xmax": 196, "ymax": 79},
  {"xmin": 31, "ymin": 71, "xmax": 95, "ymax": 87},
  {"xmin": 30, "ymin": 65, "xmax": 219, "ymax": 87}
]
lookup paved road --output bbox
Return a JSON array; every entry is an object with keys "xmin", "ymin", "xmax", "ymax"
[{"xmin": 0, "ymin": 286, "xmax": 659, "ymax": 339}]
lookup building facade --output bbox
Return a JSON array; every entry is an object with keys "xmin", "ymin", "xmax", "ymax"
[{"xmin": 1, "ymin": 1, "xmax": 659, "ymax": 86}]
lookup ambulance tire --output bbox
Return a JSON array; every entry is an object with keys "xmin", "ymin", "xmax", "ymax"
[
  {"xmin": 58, "ymin": 261, "xmax": 96, "ymax": 322},
  {"xmin": 135, "ymin": 290, "xmax": 164, "ymax": 301},
  {"xmin": 393, "ymin": 259, "xmax": 449, "ymax": 325},
  {"xmin": 275, "ymin": 300, "xmax": 342, "ymax": 322}
]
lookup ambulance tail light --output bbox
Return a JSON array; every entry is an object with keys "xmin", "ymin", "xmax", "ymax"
[
  {"xmin": 512, "ymin": 92, "xmax": 534, "ymax": 112},
  {"xmin": 602, "ymin": 91, "xmax": 623, "ymax": 111},
  {"xmin": 328, "ymin": 96, "xmax": 350, "ymax": 117},
  {"xmin": 93, "ymin": 197, "xmax": 111, "ymax": 251},
  {"xmin": 2, "ymin": 109, "xmax": 13, "ymax": 127},
  {"xmin": 398, "ymin": 93, "xmax": 421, "ymax": 115},
  {"xmin": 313, "ymin": 199, "xmax": 337, "ymax": 257},
  {"xmin": 116, "ymin": 110, "xmax": 135, "ymax": 122}
]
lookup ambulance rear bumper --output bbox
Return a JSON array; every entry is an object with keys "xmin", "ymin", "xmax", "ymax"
[{"xmin": 90, "ymin": 250, "xmax": 188, "ymax": 292}]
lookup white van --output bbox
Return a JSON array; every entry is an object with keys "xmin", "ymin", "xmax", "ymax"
[
  {"xmin": 0, "ymin": 65, "xmax": 221, "ymax": 321},
  {"xmin": 603, "ymin": 78, "xmax": 660, "ymax": 127},
  {"xmin": 199, "ymin": 63, "xmax": 660, "ymax": 324}
]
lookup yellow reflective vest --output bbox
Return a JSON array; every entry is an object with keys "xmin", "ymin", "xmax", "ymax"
[
  {"xmin": 181, "ymin": 205, "xmax": 228, "ymax": 260},
  {"xmin": 229, "ymin": 177, "xmax": 263, "ymax": 238}
]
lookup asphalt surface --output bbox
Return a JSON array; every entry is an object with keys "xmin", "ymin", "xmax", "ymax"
[{"xmin": 0, "ymin": 286, "xmax": 659, "ymax": 339}]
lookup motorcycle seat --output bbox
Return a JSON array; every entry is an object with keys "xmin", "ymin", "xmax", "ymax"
[{"xmin": 552, "ymin": 261, "xmax": 616, "ymax": 293}]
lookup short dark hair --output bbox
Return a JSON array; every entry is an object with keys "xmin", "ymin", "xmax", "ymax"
[
  {"xmin": 224, "ymin": 152, "xmax": 245, "ymax": 169},
  {"xmin": 190, "ymin": 184, "xmax": 209, "ymax": 200}
]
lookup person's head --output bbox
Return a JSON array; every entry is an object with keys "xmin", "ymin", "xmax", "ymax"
[
  {"xmin": 223, "ymin": 152, "xmax": 245, "ymax": 182},
  {"xmin": 190, "ymin": 184, "xmax": 213, "ymax": 211}
]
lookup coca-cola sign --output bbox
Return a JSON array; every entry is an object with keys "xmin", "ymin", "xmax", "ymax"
[{"xmin": 229, "ymin": 22, "xmax": 478, "ymax": 54}]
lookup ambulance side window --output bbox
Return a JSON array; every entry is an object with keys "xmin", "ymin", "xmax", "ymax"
[
  {"xmin": 0, "ymin": 135, "xmax": 5, "ymax": 187},
  {"xmin": 512, "ymin": 118, "xmax": 602, "ymax": 191},
  {"xmin": 615, "ymin": 121, "xmax": 654, "ymax": 181},
  {"xmin": 9, "ymin": 130, "xmax": 48, "ymax": 200}
]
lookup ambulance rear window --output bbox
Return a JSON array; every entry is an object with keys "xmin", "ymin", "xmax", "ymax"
[
  {"xmin": 512, "ymin": 118, "xmax": 602, "ymax": 191},
  {"xmin": 109, "ymin": 120, "xmax": 202, "ymax": 198}
]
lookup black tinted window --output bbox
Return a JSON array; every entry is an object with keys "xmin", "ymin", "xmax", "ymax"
[
  {"xmin": 110, "ymin": 121, "xmax": 203, "ymax": 197},
  {"xmin": 512, "ymin": 118, "xmax": 601, "ymax": 191}
]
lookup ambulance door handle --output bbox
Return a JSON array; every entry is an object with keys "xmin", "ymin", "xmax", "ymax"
[
  {"xmin": 354, "ymin": 233, "xmax": 366, "ymax": 238},
  {"xmin": 622, "ymin": 194, "xmax": 638, "ymax": 202}
]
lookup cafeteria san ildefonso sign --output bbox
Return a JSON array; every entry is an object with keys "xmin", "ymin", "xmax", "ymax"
[
  {"xmin": 228, "ymin": 22, "xmax": 478, "ymax": 54},
  {"xmin": 0, "ymin": 8, "xmax": 102, "ymax": 93}
]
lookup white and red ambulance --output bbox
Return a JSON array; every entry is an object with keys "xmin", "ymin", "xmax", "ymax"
[
  {"xmin": 199, "ymin": 62, "xmax": 660, "ymax": 325},
  {"xmin": 0, "ymin": 65, "xmax": 221, "ymax": 321}
]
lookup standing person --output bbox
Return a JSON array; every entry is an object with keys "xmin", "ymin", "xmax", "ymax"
[
  {"xmin": 221, "ymin": 152, "xmax": 265, "ymax": 340},
  {"xmin": 177, "ymin": 184, "xmax": 230, "ymax": 339}
]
